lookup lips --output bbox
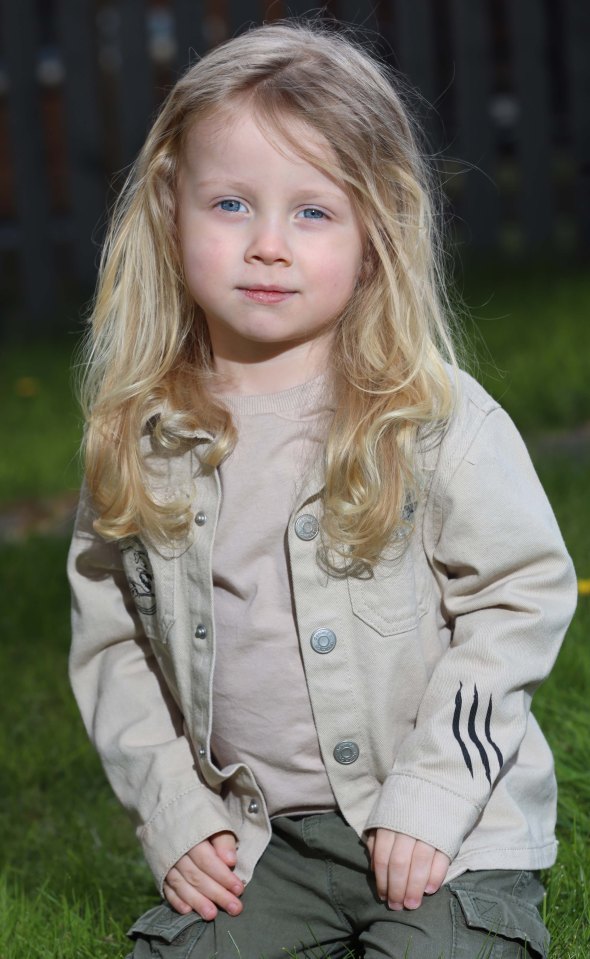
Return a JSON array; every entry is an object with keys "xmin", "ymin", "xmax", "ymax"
[
  {"xmin": 240, "ymin": 285, "xmax": 294, "ymax": 293},
  {"xmin": 240, "ymin": 286, "xmax": 295, "ymax": 304}
]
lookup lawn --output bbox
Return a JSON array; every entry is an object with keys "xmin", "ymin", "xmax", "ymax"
[{"xmin": 0, "ymin": 263, "xmax": 588, "ymax": 958}]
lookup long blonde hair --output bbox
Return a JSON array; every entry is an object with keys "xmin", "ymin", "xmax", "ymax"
[{"xmin": 80, "ymin": 18, "xmax": 459, "ymax": 573}]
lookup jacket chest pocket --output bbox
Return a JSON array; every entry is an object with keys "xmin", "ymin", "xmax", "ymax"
[
  {"xmin": 120, "ymin": 536, "xmax": 176, "ymax": 643},
  {"xmin": 347, "ymin": 540, "xmax": 427, "ymax": 636}
]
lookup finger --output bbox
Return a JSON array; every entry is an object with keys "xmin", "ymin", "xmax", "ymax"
[
  {"xmin": 366, "ymin": 834, "xmax": 375, "ymax": 857},
  {"xmin": 402, "ymin": 841, "xmax": 436, "ymax": 909},
  {"xmin": 162, "ymin": 881, "xmax": 193, "ymax": 916},
  {"xmin": 186, "ymin": 845, "xmax": 244, "ymax": 897},
  {"xmin": 371, "ymin": 829, "xmax": 397, "ymax": 902},
  {"xmin": 165, "ymin": 866, "xmax": 243, "ymax": 920},
  {"xmin": 386, "ymin": 834, "xmax": 416, "ymax": 909},
  {"xmin": 163, "ymin": 879, "xmax": 218, "ymax": 922},
  {"xmin": 164, "ymin": 870, "xmax": 218, "ymax": 921},
  {"xmin": 424, "ymin": 850, "xmax": 451, "ymax": 894},
  {"xmin": 210, "ymin": 831, "xmax": 238, "ymax": 868}
]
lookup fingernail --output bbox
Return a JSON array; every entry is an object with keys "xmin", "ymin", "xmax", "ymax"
[
  {"xmin": 404, "ymin": 898, "xmax": 420, "ymax": 909},
  {"xmin": 227, "ymin": 901, "xmax": 241, "ymax": 916},
  {"xmin": 388, "ymin": 901, "xmax": 403, "ymax": 911},
  {"xmin": 424, "ymin": 884, "xmax": 437, "ymax": 894},
  {"xmin": 232, "ymin": 883, "xmax": 243, "ymax": 896}
]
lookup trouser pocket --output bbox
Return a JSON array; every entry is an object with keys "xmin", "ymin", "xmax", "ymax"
[
  {"xmin": 448, "ymin": 870, "xmax": 549, "ymax": 959},
  {"xmin": 126, "ymin": 901, "xmax": 206, "ymax": 959}
]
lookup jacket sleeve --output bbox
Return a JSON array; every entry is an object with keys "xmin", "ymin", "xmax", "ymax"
[
  {"xmin": 365, "ymin": 406, "xmax": 577, "ymax": 859},
  {"xmin": 67, "ymin": 483, "xmax": 234, "ymax": 892}
]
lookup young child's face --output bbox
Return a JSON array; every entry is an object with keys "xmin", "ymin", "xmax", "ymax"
[{"xmin": 176, "ymin": 105, "xmax": 365, "ymax": 372}]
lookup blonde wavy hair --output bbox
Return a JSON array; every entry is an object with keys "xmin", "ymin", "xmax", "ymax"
[{"xmin": 80, "ymin": 18, "xmax": 460, "ymax": 573}]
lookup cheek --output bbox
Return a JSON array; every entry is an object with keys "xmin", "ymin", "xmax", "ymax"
[
  {"xmin": 315, "ymin": 248, "xmax": 363, "ymax": 299},
  {"xmin": 180, "ymin": 233, "xmax": 226, "ymax": 297}
]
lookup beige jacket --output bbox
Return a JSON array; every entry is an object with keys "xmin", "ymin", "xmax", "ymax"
[{"xmin": 68, "ymin": 370, "xmax": 577, "ymax": 894}]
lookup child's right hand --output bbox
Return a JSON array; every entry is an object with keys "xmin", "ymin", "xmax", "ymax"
[{"xmin": 163, "ymin": 830, "xmax": 244, "ymax": 920}]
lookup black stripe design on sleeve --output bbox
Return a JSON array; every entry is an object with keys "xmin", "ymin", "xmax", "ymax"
[
  {"xmin": 484, "ymin": 694, "xmax": 504, "ymax": 768},
  {"xmin": 452, "ymin": 682, "xmax": 473, "ymax": 777},
  {"xmin": 467, "ymin": 684, "xmax": 492, "ymax": 784}
]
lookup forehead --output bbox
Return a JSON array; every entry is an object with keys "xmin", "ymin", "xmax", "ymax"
[{"xmin": 181, "ymin": 101, "xmax": 340, "ymax": 176}]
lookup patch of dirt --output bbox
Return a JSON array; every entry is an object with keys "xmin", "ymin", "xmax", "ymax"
[
  {"xmin": 0, "ymin": 490, "xmax": 79, "ymax": 542},
  {"xmin": 530, "ymin": 422, "xmax": 590, "ymax": 458}
]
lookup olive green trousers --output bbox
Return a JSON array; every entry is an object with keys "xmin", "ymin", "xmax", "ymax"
[{"xmin": 127, "ymin": 812, "xmax": 549, "ymax": 959}]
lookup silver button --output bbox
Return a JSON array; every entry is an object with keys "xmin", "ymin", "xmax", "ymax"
[
  {"xmin": 310, "ymin": 628, "xmax": 337, "ymax": 654},
  {"xmin": 195, "ymin": 510, "xmax": 207, "ymax": 526},
  {"xmin": 294, "ymin": 514, "xmax": 319, "ymax": 541},
  {"xmin": 198, "ymin": 746, "xmax": 206, "ymax": 757},
  {"xmin": 333, "ymin": 741, "xmax": 359, "ymax": 764},
  {"xmin": 247, "ymin": 799, "xmax": 259, "ymax": 814},
  {"xmin": 195, "ymin": 623, "xmax": 207, "ymax": 639}
]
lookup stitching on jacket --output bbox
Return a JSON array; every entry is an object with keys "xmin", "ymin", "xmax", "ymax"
[
  {"xmin": 387, "ymin": 771, "xmax": 485, "ymax": 810},
  {"xmin": 140, "ymin": 784, "xmax": 212, "ymax": 832}
]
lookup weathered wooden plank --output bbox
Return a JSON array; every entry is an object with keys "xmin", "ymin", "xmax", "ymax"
[
  {"xmin": 119, "ymin": 0, "xmax": 153, "ymax": 168},
  {"xmin": 507, "ymin": 0, "xmax": 553, "ymax": 247},
  {"xmin": 337, "ymin": 0, "xmax": 380, "ymax": 34},
  {"xmin": 56, "ymin": 0, "xmax": 105, "ymax": 286},
  {"xmin": 395, "ymin": 0, "xmax": 441, "ymax": 152},
  {"xmin": 173, "ymin": 0, "xmax": 208, "ymax": 72},
  {"xmin": 395, "ymin": 0, "xmax": 436, "ymax": 101},
  {"xmin": 449, "ymin": 0, "xmax": 498, "ymax": 248},
  {"xmin": 227, "ymin": 0, "xmax": 262, "ymax": 37},
  {"xmin": 563, "ymin": 0, "xmax": 590, "ymax": 249},
  {"xmin": 0, "ymin": 0, "xmax": 55, "ymax": 324}
]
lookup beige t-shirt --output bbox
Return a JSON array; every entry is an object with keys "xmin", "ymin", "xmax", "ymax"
[{"xmin": 210, "ymin": 374, "xmax": 337, "ymax": 818}]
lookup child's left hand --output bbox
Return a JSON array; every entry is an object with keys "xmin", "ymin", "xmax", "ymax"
[{"xmin": 366, "ymin": 829, "xmax": 450, "ymax": 911}]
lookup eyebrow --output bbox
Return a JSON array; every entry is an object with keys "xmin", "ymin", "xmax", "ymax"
[{"xmin": 194, "ymin": 178, "xmax": 347, "ymax": 203}]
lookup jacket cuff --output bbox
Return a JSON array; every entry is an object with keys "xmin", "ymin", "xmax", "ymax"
[
  {"xmin": 137, "ymin": 784, "xmax": 236, "ymax": 894},
  {"xmin": 364, "ymin": 773, "xmax": 482, "ymax": 860}
]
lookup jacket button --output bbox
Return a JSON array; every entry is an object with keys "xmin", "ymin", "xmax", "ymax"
[
  {"xmin": 195, "ymin": 623, "xmax": 207, "ymax": 639},
  {"xmin": 198, "ymin": 746, "xmax": 206, "ymax": 757},
  {"xmin": 247, "ymin": 799, "xmax": 259, "ymax": 814},
  {"xmin": 195, "ymin": 511, "xmax": 207, "ymax": 526},
  {"xmin": 310, "ymin": 628, "xmax": 337, "ymax": 654},
  {"xmin": 333, "ymin": 741, "xmax": 359, "ymax": 764},
  {"xmin": 294, "ymin": 514, "xmax": 319, "ymax": 540}
]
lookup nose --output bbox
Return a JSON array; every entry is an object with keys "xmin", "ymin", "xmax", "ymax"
[{"xmin": 244, "ymin": 216, "xmax": 292, "ymax": 266}]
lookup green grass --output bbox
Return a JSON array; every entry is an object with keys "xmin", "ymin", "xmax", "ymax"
[
  {"xmin": 0, "ymin": 339, "xmax": 83, "ymax": 502},
  {"xmin": 457, "ymin": 262, "xmax": 590, "ymax": 432},
  {"xmin": 0, "ymin": 263, "xmax": 589, "ymax": 956}
]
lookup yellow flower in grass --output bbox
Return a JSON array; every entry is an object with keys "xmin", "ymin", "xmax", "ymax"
[
  {"xmin": 15, "ymin": 376, "xmax": 40, "ymax": 398},
  {"xmin": 578, "ymin": 579, "xmax": 590, "ymax": 596}
]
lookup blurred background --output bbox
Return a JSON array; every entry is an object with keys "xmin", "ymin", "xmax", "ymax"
[
  {"xmin": 0, "ymin": 0, "xmax": 589, "ymax": 330},
  {"xmin": 0, "ymin": 2, "xmax": 589, "ymax": 957}
]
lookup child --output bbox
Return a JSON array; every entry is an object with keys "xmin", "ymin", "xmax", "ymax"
[{"xmin": 68, "ymin": 20, "xmax": 577, "ymax": 959}]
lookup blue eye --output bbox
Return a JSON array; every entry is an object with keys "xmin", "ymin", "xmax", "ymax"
[
  {"xmin": 299, "ymin": 207, "xmax": 326, "ymax": 220},
  {"xmin": 218, "ymin": 199, "xmax": 246, "ymax": 213}
]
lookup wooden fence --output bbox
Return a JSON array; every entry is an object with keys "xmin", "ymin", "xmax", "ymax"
[{"xmin": 0, "ymin": 0, "xmax": 589, "ymax": 328}]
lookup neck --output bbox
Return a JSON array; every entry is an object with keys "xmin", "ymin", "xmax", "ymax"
[{"xmin": 210, "ymin": 336, "xmax": 334, "ymax": 396}]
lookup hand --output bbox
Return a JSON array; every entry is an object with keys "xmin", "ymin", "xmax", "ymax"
[
  {"xmin": 366, "ymin": 829, "xmax": 450, "ymax": 911},
  {"xmin": 163, "ymin": 831, "xmax": 244, "ymax": 920}
]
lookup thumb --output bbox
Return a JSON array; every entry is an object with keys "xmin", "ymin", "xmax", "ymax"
[{"xmin": 210, "ymin": 830, "xmax": 238, "ymax": 865}]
